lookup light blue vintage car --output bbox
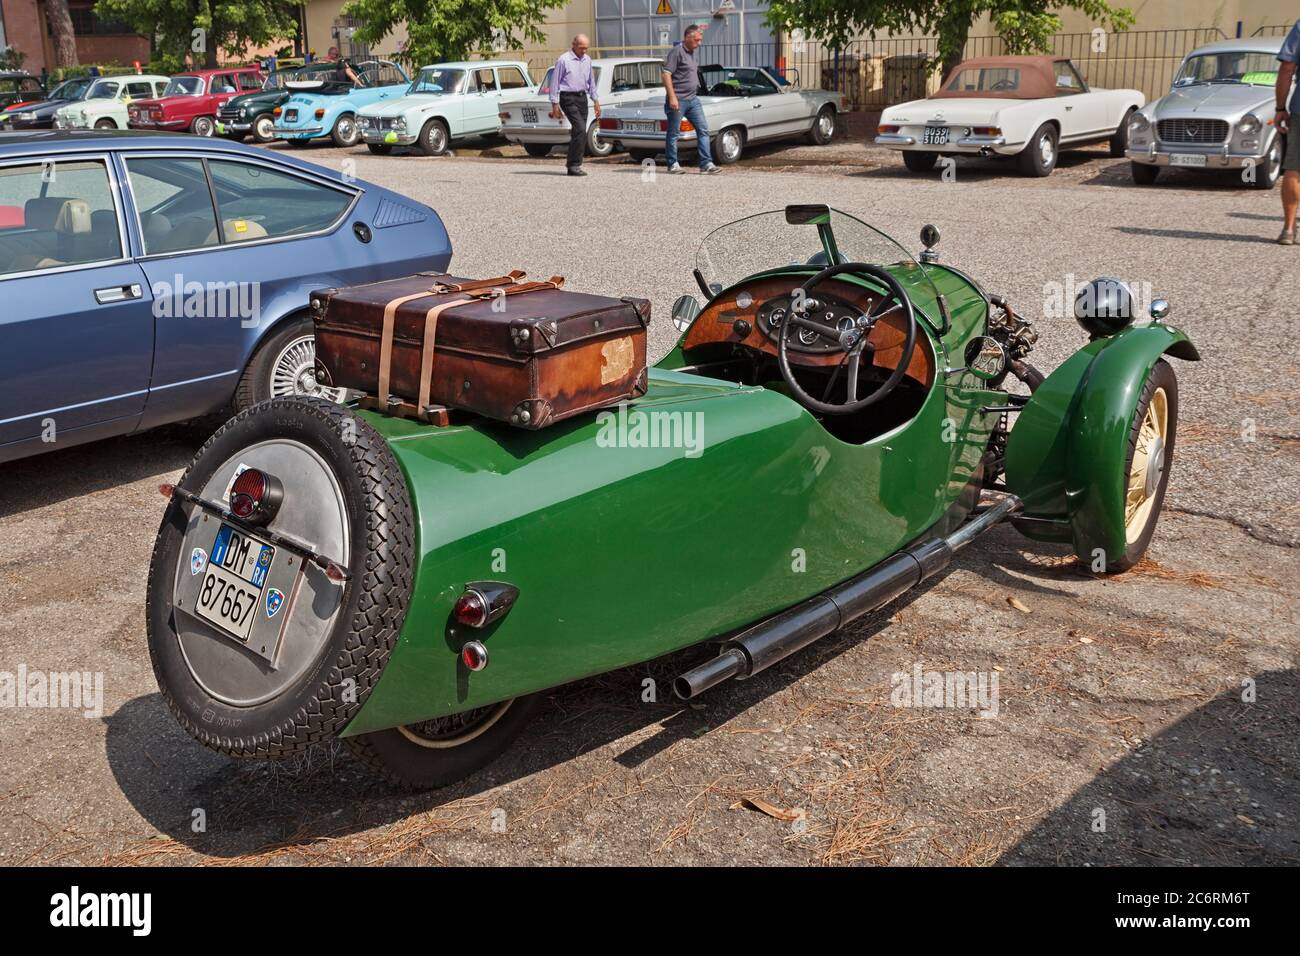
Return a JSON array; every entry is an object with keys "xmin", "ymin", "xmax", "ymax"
[
  {"xmin": 272, "ymin": 59, "xmax": 409, "ymax": 148},
  {"xmin": 356, "ymin": 60, "xmax": 535, "ymax": 155}
]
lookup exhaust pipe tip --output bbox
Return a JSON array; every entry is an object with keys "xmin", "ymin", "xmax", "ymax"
[{"xmin": 674, "ymin": 647, "xmax": 747, "ymax": 700}]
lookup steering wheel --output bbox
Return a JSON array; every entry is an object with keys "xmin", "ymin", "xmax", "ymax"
[
  {"xmin": 776, "ymin": 262, "xmax": 918, "ymax": 417},
  {"xmin": 990, "ymin": 79, "xmax": 1016, "ymax": 91}
]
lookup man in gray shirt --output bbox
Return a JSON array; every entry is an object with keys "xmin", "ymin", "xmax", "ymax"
[{"xmin": 662, "ymin": 25, "xmax": 720, "ymax": 174}]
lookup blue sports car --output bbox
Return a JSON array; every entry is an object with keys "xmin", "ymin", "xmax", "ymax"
[{"xmin": 0, "ymin": 130, "xmax": 452, "ymax": 463}]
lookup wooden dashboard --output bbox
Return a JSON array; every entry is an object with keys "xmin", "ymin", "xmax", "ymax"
[{"xmin": 682, "ymin": 275, "xmax": 934, "ymax": 388}]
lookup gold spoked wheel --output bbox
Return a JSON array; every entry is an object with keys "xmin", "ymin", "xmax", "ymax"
[
  {"xmin": 1125, "ymin": 386, "xmax": 1168, "ymax": 544},
  {"xmin": 396, "ymin": 699, "xmax": 514, "ymax": 750}
]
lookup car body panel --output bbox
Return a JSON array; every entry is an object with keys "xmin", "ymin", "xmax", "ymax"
[
  {"xmin": 0, "ymin": 131, "xmax": 451, "ymax": 463},
  {"xmin": 1126, "ymin": 38, "xmax": 1284, "ymax": 172},
  {"xmin": 876, "ymin": 57, "xmax": 1144, "ymax": 156},
  {"xmin": 271, "ymin": 60, "xmax": 409, "ymax": 142},
  {"xmin": 499, "ymin": 57, "xmax": 664, "ymax": 148},
  {"xmin": 127, "ymin": 69, "xmax": 264, "ymax": 133},
  {"xmin": 600, "ymin": 65, "xmax": 843, "ymax": 155},
  {"xmin": 53, "ymin": 76, "xmax": 171, "ymax": 130},
  {"xmin": 357, "ymin": 60, "xmax": 535, "ymax": 147}
]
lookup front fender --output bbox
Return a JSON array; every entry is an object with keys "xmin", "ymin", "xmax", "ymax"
[{"xmin": 1005, "ymin": 322, "xmax": 1199, "ymax": 560}]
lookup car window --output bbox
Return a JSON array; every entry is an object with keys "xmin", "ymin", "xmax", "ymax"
[
  {"xmin": 1053, "ymin": 61, "xmax": 1083, "ymax": 94},
  {"xmin": 211, "ymin": 74, "xmax": 238, "ymax": 93},
  {"xmin": 24, "ymin": 78, "xmax": 43, "ymax": 93},
  {"xmin": 207, "ymin": 159, "xmax": 353, "ymax": 242},
  {"xmin": 946, "ymin": 67, "xmax": 1020, "ymax": 93},
  {"xmin": 475, "ymin": 69, "xmax": 498, "ymax": 92},
  {"xmin": 164, "ymin": 76, "xmax": 204, "ymax": 96},
  {"xmin": 611, "ymin": 63, "xmax": 640, "ymax": 92},
  {"xmin": 153, "ymin": 81, "xmax": 168, "ymax": 97},
  {"xmin": 124, "ymin": 157, "xmax": 221, "ymax": 255},
  {"xmin": 124, "ymin": 82, "xmax": 153, "ymax": 99},
  {"xmin": 497, "ymin": 67, "xmax": 529, "ymax": 90},
  {"xmin": 638, "ymin": 62, "xmax": 664, "ymax": 88},
  {"xmin": 0, "ymin": 159, "xmax": 123, "ymax": 277},
  {"xmin": 699, "ymin": 67, "xmax": 777, "ymax": 96},
  {"xmin": 238, "ymin": 73, "xmax": 261, "ymax": 90},
  {"xmin": 88, "ymin": 80, "xmax": 120, "ymax": 99},
  {"xmin": 360, "ymin": 63, "xmax": 405, "ymax": 86}
]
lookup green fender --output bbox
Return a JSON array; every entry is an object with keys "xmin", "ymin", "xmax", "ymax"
[{"xmin": 1005, "ymin": 322, "xmax": 1199, "ymax": 561}]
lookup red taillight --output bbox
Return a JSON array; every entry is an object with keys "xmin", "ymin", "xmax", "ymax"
[
  {"xmin": 679, "ymin": 118, "xmax": 694, "ymax": 133},
  {"xmin": 229, "ymin": 468, "xmax": 283, "ymax": 525},
  {"xmin": 878, "ymin": 124, "xmax": 899, "ymax": 134},
  {"xmin": 972, "ymin": 126, "xmax": 1002, "ymax": 136},
  {"xmin": 499, "ymin": 111, "xmax": 511, "ymax": 122},
  {"xmin": 314, "ymin": 108, "xmax": 326, "ymax": 119},
  {"xmin": 461, "ymin": 641, "xmax": 489, "ymax": 671},
  {"xmin": 454, "ymin": 591, "xmax": 488, "ymax": 628},
  {"xmin": 273, "ymin": 106, "xmax": 282, "ymax": 116},
  {"xmin": 599, "ymin": 117, "xmax": 619, "ymax": 130}
]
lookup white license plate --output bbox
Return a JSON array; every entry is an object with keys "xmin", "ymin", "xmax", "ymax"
[
  {"xmin": 521, "ymin": 106, "xmax": 538, "ymax": 123},
  {"xmin": 625, "ymin": 120, "xmax": 658, "ymax": 133},
  {"xmin": 284, "ymin": 109, "xmax": 298, "ymax": 122},
  {"xmin": 1169, "ymin": 153, "xmax": 1207, "ymax": 167},
  {"xmin": 923, "ymin": 125, "xmax": 949, "ymax": 146},
  {"xmin": 195, "ymin": 524, "xmax": 276, "ymax": 643}
]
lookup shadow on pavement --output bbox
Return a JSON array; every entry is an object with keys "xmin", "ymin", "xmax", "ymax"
[{"xmin": 1001, "ymin": 668, "xmax": 1300, "ymax": 865}]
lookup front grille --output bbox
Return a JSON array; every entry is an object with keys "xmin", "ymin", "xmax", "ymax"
[
  {"xmin": 218, "ymin": 104, "xmax": 240, "ymax": 120},
  {"xmin": 1156, "ymin": 118, "xmax": 1229, "ymax": 144}
]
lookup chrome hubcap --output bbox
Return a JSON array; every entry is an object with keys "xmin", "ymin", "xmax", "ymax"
[
  {"xmin": 819, "ymin": 113, "xmax": 833, "ymax": 137},
  {"xmin": 1039, "ymin": 134, "xmax": 1054, "ymax": 165},
  {"xmin": 721, "ymin": 131, "xmax": 740, "ymax": 160},
  {"xmin": 270, "ymin": 334, "xmax": 344, "ymax": 402}
]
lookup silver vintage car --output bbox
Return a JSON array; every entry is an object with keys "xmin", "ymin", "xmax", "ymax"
[
  {"xmin": 1127, "ymin": 37, "xmax": 1285, "ymax": 188},
  {"xmin": 598, "ymin": 65, "xmax": 844, "ymax": 164}
]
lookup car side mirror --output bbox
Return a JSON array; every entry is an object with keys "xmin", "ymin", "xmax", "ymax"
[
  {"xmin": 920, "ymin": 224, "xmax": 940, "ymax": 263},
  {"xmin": 672, "ymin": 294, "xmax": 702, "ymax": 332}
]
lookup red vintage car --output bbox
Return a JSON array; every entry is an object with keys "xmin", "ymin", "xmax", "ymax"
[{"xmin": 128, "ymin": 67, "xmax": 263, "ymax": 136}]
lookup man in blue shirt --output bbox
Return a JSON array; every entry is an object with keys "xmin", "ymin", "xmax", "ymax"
[
  {"xmin": 549, "ymin": 34, "xmax": 601, "ymax": 177},
  {"xmin": 1276, "ymin": 19, "xmax": 1300, "ymax": 243}
]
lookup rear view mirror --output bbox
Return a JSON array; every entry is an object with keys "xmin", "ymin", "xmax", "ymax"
[
  {"xmin": 671, "ymin": 294, "xmax": 702, "ymax": 332},
  {"xmin": 785, "ymin": 204, "xmax": 831, "ymax": 225}
]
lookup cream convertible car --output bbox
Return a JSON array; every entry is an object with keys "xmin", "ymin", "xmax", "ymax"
[{"xmin": 876, "ymin": 55, "xmax": 1144, "ymax": 176}]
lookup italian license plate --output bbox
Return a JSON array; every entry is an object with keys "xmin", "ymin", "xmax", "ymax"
[
  {"xmin": 285, "ymin": 109, "xmax": 298, "ymax": 122},
  {"xmin": 625, "ymin": 120, "xmax": 657, "ymax": 133},
  {"xmin": 195, "ymin": 524, "xmax": 277, "ymax": 643},
  {"xmin": 1169, "ymin": 153, "xmax": 1207, "ymax": 167},
  {"xmin": 521, "ymin": 106, "xmax": 538, "ymax": 123},
  {"xmin": 923, "ymin": 125, "xmax": 949, "ymax": 146}
]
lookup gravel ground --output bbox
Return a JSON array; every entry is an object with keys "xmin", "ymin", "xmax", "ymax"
[{"xmin": 1, "ymin": 138, "xmax": 1296, "ymax": 866}]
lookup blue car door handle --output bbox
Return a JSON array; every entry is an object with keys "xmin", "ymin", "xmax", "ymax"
[{"xmin": 95, "ymin": 283, "xmax": 143, "ymax": 304}]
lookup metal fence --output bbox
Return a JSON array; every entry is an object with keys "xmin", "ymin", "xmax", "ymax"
[{"xmin": 508, "ymin": 26, "xmax": 1252, "ymax": 110}]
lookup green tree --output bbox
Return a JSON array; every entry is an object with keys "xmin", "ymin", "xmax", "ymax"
[
  {"xmin": 340, "ymin": 0, "xmax": 567, "ymax": 67},
  {"xmin": 94, "ymin": 0, "xmax": 300, "ymax": 68},
  {"xmin": 767, "ymin": 0, "xmax": 1135, "ymax": 80}
]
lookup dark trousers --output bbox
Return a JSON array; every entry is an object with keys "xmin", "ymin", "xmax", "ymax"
[{"xmin": 558, "ymin": 91, "xmax": 588, "ymax": 170}]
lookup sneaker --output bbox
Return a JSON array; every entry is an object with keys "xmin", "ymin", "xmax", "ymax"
[
  {"xmin": 668, "ymin": 163, "xmax": 685, "ymax": 174},
  {"xmin": 567, "ymin": 168, "xmax": 587, "ymax": 177},
  {"xmin": 1279, "ymin": 228, "xmax": 1296, "ymax": 245},
  {"xmin": 701, "ymin": 163, "xmax": 722, "ymax": 174}
]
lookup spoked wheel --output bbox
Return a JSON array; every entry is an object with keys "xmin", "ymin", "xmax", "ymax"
[
  {"xmin": 1109, "ymin": 359, "xmax": 1178, "ymax": 572},
  {"xmin": 346, "ymin": 693, "xmax": 542, "ymax": 789},
  {"xmin": 235, "ymin": 316, "xmax": 346, "ymax": 412}
]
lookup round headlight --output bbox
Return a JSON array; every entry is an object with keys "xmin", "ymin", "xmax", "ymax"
[
  {"xmin": 1074, "ymin": 277, "xmax": 1136, "ymax": 338},
  {"xmin": 357, "ymin": 115, "xmax": 370, "ymax": 128},
  {"xmin": 393, "ymin": 117, "xmax": 406, "ymax": 131},
  {"xmin": 1128, "ymin": 113, "xmax": 1150, "ymax": 134},
  {"xmin": 1238, "ymin": 113, "xmax": 1262, "ymax": 135}
]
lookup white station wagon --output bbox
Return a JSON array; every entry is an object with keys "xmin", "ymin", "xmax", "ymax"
[
  {"xmin": 499, "ymin": 57, "xmax": 665, "ymax": 158},
  {"xmin": 876, "ymin": 55, "xmax": 1144, "ymax": 176},
  {"xmin": 357, "ymin": 60, "xmax": 535, "ymax": 155}
]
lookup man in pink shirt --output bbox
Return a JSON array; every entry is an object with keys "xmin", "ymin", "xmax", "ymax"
[{"xmin": 549, "ymin": 34, "xmax": 601, "ymax": 176}]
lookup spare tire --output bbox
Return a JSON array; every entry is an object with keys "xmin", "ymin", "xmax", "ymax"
[{"xmin": 146, "ymin": 396, "xmax": 414, "ymax": 757}]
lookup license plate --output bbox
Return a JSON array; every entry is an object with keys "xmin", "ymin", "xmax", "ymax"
[
  {"xmin": 521, "ymin": 106, "xmax": 538, "ymax": 123},
  {"xmin": 923, "ymin": 125, "xmax": 949, "ymax": 146},
  {"xmin": 1169, "ymin": 153, "xmax": 1207, "ymax": 167},
  {"xmin": 625, "ymin": 120, "xmax": 657, "ymax": 133},
  {"xmin": 194, "ymin": 524, "xmax": 277, "ymax": 643},
  {"xmin": 285, "ymin": 109, "xmax": 298, "ymax": 122}
]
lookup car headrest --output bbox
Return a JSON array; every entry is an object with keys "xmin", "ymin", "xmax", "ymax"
[
  {"xmin": 24, "ymin": 196, "xmax": 77, "ymax": 231},
  {"xmin": 53, "ymin": 199, "xmax": 93, "ymax": 235}
]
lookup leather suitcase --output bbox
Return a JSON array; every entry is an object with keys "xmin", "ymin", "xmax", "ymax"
[{"xmin": 310, "ymin": 271, "xmax": 650, "ymax": 429}]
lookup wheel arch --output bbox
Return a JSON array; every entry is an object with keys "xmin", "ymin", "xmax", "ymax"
[{"xmin": 1005, "ymin": 323, "xmax": 1199, "ymax": 561}]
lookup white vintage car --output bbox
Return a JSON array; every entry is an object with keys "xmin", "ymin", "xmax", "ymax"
[
  {"xmin": 876, "ymin": 55, "xmax": 1144, "ymax": 176},
  {"xmin": 499, "ymin": 57, "xmax": 665, "ymax": 158}
]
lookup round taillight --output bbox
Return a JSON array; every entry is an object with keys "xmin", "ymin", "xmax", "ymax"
[
  {"xmin": 453, "ymin": 591, "xmax": 488, "ymax": 628},
  {"xmin": 314, "ymin": 108, "xmax": 326, "ymax": 119},
  {"xmin": 273, "ymin": 106, "xmax": 282, "ymax": 116},
  {"xmin": 461, "ymin": 640, "xmax": 489, "ymax": 671},
  {"xmin": 228, "ymin": 468, "xmax": 283, "ymax": 525}
]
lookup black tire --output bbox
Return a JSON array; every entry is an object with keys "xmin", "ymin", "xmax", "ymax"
[
  {"xmin": 1130, "ymin": 160, "xmax": 1159, "ymax": 185},
  {"xmin": 366, "ymin": 142, "xmax": 393, "ymax": 155},
  {"xmin": 417, "ymin": 118, "xmax": 449, "ymax": 156},
  {"xmin": 523, "ymin": 142, "xmax": 552, "ymax": 158},
  {"xmin": 330, "ymin": 112, "xmax": 360, "ymax": 148},
  {"xmin": 807, "ymin": 106, "xmax": 836, "ymax": 145},
  {"xmin": 1250, "ymin": 135, "xmax": 1283, "ymax": 190},
  {"xmin": 1018, "ymin": 122, "xmax": 1058, "ymax": 176},
  {"xmin": 1109, "ymin": 108, "xmax": 1134, "ymax": 157},
  {"xmin": 1106, "ymin": 359, "xmax": 1178, "ymax": 573},
  {"xmin": 286, "ymin": 138, "xmax": 313, "ymax": 149},
  {"xmin": 190, "ymin": 115, "xmax": 215, "ymax": 137},
  {"xmin": 252, "ymin": 114, "xmax": 276, "ymax": 143},
  {"xmin": 346, "ymin": 693, "xmax": 543, "ymax": 790},
  {"xmin": 628, "ymin": 149, "xmax": 657, "ymax": 164},
  {"xmin": 93, "ymin": 118, "xmax": 117, "ymax": 130},
  {"xmin": 586, "ymin": 121, "xmax": 613, "ymax": 157},
  {"xmin": 146, "ymin": 397, "xmax": 415, "ymax": 757},
  {"xmin": 233, "ymin": 314, "xmax": 341, "ymax": 412},
  {"xmin": 902, "ymin": 150, "xmax": 938, "ymax": 172}
]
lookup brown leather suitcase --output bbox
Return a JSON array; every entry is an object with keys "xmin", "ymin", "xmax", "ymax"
[{"xmin": 310, "ymin": 271, "xmax": 650, "ymax": 429}]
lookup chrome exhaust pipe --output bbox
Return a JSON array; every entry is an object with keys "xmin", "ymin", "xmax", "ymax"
[{"xmin": 673, "ymin": 495, "xmax": 1021, "ymax": 700}]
